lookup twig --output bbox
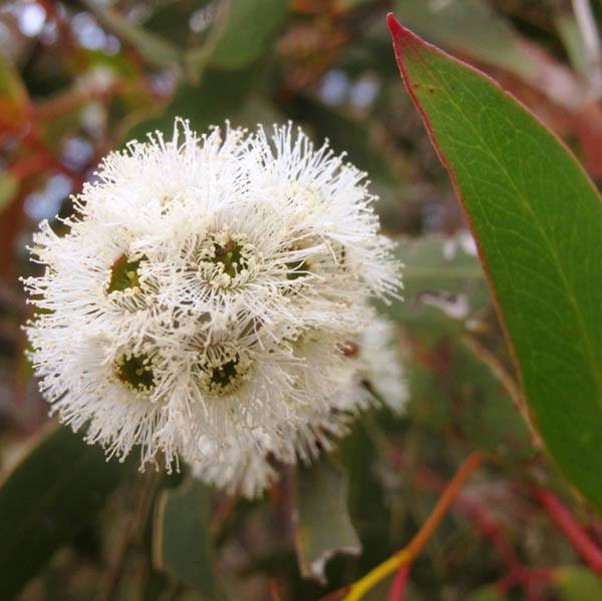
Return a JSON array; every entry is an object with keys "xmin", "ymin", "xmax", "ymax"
[
  {"xmin": 533, "ymin": 487, "xmax": 602, "ymax": 575},
  {"xmin": 9, "ymin": 154, "xmax": 57, "ymax": 182},
  {"xmin": 34, "ymin": 82, "xmax": 124, "ymax": 123},
  {"xmin": 388, "ymin": 564, "xmax": 410, "ymax": 601},
  {"xmin": 268, "ymin": 579, "xmax": 283, "ymax": 601},
  {"xmin": 411, "ymin": 465, "xmax": 567, "ymax": 600},
  {"xmin": 184, "ymin": 0, "xmax": 231, "ymax": 83},
  {"xmin": 571, "ymin": 0, "xmax": 602, "ymax": 98},
  {"xmin": 102, "ymin": 471, "xmax": 159, "ymax": 601},
  {"xmin": 342, "ymin": 452, "xmax": 484, "ymax": 601},
  {"xmin": 495, "ymin": 567, "xmax": 553, "ymax": 600}
]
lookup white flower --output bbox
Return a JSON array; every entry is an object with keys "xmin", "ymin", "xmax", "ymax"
[
  {"xmin": 355, "ymin": 317, "xmax": 408, "ymax": 413},
  {"xmin": 23, "ymin": 118, "xmax": 402, "ymax": 493},
  {"xmin": 188, "ymin": 317, "xmax": 407, "ymax": 497}
]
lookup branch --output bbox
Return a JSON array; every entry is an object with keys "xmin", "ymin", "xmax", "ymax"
[
  {"xmin": 533, "ymin": 487, "xmax": 602, "ymax": 575},
  {"xmin": 571, "ymin": 0, "xmax": 602, "ymax": 98},
  {"xmin": 388, "ymin": 564, "xmax": 410, "ymax": 601},
  {"xmin": 342, "ymin": 452, "xmax": 484, "ymax": 601}
]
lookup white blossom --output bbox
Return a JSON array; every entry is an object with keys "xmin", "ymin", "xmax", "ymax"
[
  {"xmin": 23, "ymin": 118, "xmax": 403, "ymax": 494},
  {"xmin": 189, "ymin": 317, "xmax": 407, "ymax": 497}
]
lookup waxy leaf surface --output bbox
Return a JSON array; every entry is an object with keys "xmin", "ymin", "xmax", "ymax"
[{"xmin": 388, "ymin": 15, "xmax": 602, "ymax": 512}]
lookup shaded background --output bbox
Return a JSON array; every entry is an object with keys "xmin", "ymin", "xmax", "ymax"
[{"xmin": 1, "ymin": 0, "xmax": 602, "ymax": 600}]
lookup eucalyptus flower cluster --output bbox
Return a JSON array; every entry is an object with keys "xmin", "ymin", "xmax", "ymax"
[{"xmin": 24, "ymin": 119, "xmax": 404, "ymax": 496}]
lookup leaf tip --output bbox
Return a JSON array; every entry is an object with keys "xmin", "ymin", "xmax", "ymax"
[
  {"xmin": 386, "ymin": 12, "xmax": 399, "ymax": 34},
  {"xmin": 386, "ymin": 13, "xmax": 409, "ymax": 42},
  {"xmin": 387, "ymin": 13, "xmax": 423, "ymax": 53}
]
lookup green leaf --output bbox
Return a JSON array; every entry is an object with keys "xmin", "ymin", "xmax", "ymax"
[
  {"xmin": 208, "ymin": 0, "xmax": 289, "ymax": 70},
  {"xmin": 0, "ymin": 424, "xmax": 132, "ymax": 599},
  {"xmin": 293, "ymin": 456, "xmax": 361, "ymax": 584},
  {"xmin": 393, "ymin": 0, "xmax": 536, "ymax": 80},
  {"xmin": 0, "ymin": 171, "xmax": 18, "ymax": 212},
  {"xmin": 123, "ymin": 66, "xmax": 258, "ymax": 142},
  {"xmin": 388, "ymin": 16, "xmax": 602, "ymax": 511},
  {"xmin": 80, "ymin": 0, "xmax": 181, "ymax": 68},
  {"xmin": 400, "ymin": 235, "xmax": 484, "ymax": 289},
  {"xmin": 153, "ymin": 477, "xmax": 217, "ymax": 597},
  {"xmin": 554, "ymin": 566, "xmax": 602, "ymax": 600},
  {"xmin": 142, "ymin": 0, "xmax": 212, "ymax": 47}
]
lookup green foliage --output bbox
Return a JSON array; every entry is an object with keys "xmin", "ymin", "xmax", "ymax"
[
  {"xmin": 466, "ymin": 586, "xmax": 505, "ymax": 601},
  {"xmin": 81, "ymin": 0, "xmax": 182, "ymax": 68},
  {"xmin": 293, "ymin": 456, "xmax": 361, "ymax": 584},
  {"xmin": 390, "ymin": 16, "xmax": 602, "ymax": 513},
  {"xmin": 2, "ymin": 2, "xmax": 602, "ymax": 599},
  {"xmin": 125, "ymin": 66, "xmax": 259, "ymax": 143},
  {"xmin": 208, "ymin": 0, "xmax": 290, "ymax": 70},
  {"xmin": 0, "ymin": 50, "xmax": 29, "ymax": 134},
  {"xmin": 554, "ymin": 566, "xmax": 602, "ymax": 599},
  {"xmin": 394, "ymin": 0, "xmax": 536, "ymax": 79},
  {"xmin": 0, "ymin": 425, "xmax": 132, "ymax": 599},
  {"xmin": 384, "ymin": 235, "xmax": 487, "ymax": 335},
  {"xmin": 153, "ymin": 478, "xmax": 217, "ymax": 597}
]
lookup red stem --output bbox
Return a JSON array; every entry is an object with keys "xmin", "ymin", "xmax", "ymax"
[
  {"xmin": 413, "ymin": 469, "xmax": 519, "ymax": 568},
  {"xmin": 409, "ymin": 465, "xmax": 550, "ymax": 600},
  {"xmin": 533, "ymin": 487, "xmax": 602, "ymax": 575},
  {"xmin": 388, "ymin": 564, "xmax": 410, "ymax": 601},
  {"xmin": 496, "ymin": 567, "xmax": 553, "ymax": 598}
]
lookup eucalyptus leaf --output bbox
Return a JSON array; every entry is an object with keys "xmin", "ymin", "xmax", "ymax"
[
  {"xmin": 153, "ymin": 478, "xmax": 216, "ymax": 597},
  {"xmin": 293, "ymin": 456, "xmax": 361, "ymax": 585},
  {"xmin": 209, "ymin": 0, "xmax": 289, "ymax": 70},
  {"xmin": 394, "ymin": 0, "xmax": 536, "ymax": 79},
  {"xmin": 389, "ymin": 16, "xmax": 602, "ymax": 512},
  {"xmin": 0, "ymin": 424, "xmax": 132, "ymax": 599}
]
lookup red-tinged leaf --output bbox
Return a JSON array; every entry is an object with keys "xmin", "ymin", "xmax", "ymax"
[
  {"xmin": 387, "ymin": 14, "xmax": 602, "ymax": 512},
  {"xmin": 393, "ymin": 0, "xmax": 537, "ymax": 80}
]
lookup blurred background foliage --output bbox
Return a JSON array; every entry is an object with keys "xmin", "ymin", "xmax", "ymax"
[{"xmin": 1, "ymin": 0, "xmax": 602, "ymax": 600}]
